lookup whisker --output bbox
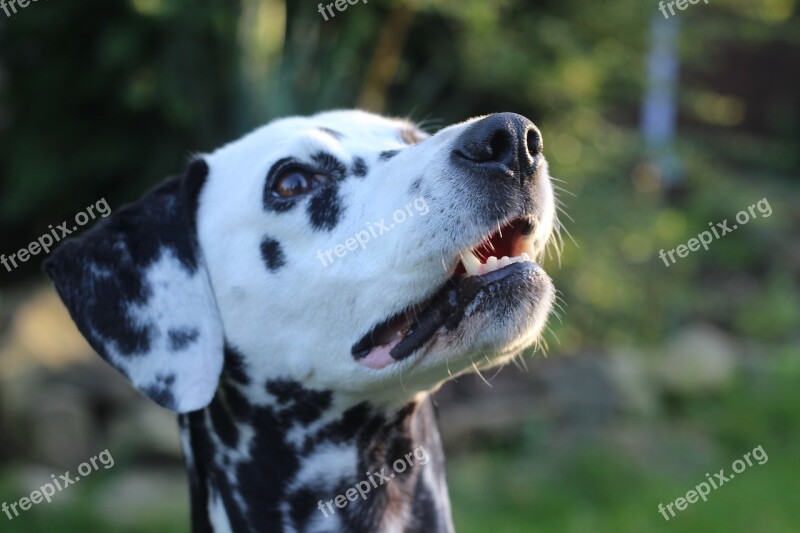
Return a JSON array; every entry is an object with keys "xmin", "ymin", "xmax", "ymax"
[
  {"xmin": 555, "ymin": 205, "xmax": 575, "ymax": 224},
  {"xmin": 545, "ymin": 325, "xmax": 561, "ymax": 346},
  {"xmin": 472, "ymin": 360, "xmax": 493, "ymax": 388},
  {"xmin": 552, "ymin": 185, "xmax": 577, "ymax": 198}
]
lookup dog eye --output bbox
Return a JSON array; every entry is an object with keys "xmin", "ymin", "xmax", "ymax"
[{"xmin": 272, "ymin": 169, "xmax": 327, "ymax": 198}]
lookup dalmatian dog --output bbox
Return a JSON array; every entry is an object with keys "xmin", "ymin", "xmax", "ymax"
[{"xmin": 45, "ymin": 110, "xmax": 559, "ymax": 533}]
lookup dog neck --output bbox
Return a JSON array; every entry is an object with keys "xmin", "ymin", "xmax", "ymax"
[{"xmin": 178, "ymin": 360, "xmax": 455, "ymax": 533}]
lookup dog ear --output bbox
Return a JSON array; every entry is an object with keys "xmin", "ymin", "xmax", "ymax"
[{"xmin": 44, "ymin": 159, "xmax": 224, "ymax": 413}]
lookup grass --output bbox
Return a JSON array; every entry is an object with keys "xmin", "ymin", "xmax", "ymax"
[{"xmin": 450, "ymin": 349, "xmax": 800, "ymax": 533}]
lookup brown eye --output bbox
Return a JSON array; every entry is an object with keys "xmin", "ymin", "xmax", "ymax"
[{"xmin": 273, "ymin": 170, "xmax": 325, "ymax": 198}]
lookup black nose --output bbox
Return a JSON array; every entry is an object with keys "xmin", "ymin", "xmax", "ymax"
[{"xmin": 452, "ymin": 112, "xmax": 542, "ymax": 178}]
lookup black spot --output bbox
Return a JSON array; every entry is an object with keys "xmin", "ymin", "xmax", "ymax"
[
  {"xmin": 236, "ymin": 405, "xmax": 301, "ymax": 529},
  {"xmin": 352, "ymin": 157, "xmax": 368, "ymax": 178},
  {"xmin": 260, "ymin": 237, "xmax": 286, "ymax": 271},
  {"xmin": 182, "ymin": 412, "xmax": 251, "ymax": 532},
  {"xmin": 266, "ymin": 379, "xmax": 304, "ymax": 405},
  {"xmin": 266, "ymin": 379, "xmax": 333, "ymax": 426},
  {"xmin": 380, "ymin": 150, "xmax": 400, "ymax": 161},
  {"xmin": 209, "ymin": 389, "xmax": 239, "ymax": 448},
  {"xmin": 221, "ymin": 380, "xmax": 253, "ymax": 422},
  {"xmin": 319, "ymin": 127, "xmax": 344, "ymax": 140},
  {"xmin": 409, "ymin": 178, "xmax": 423, "ymax": 195},
  {"xmin": 307, "ymin": 186, "xmax": 344, "ymax": 231},
  {"xmin": 311, "ymin": 152, "xmax": 347, "ymax": 178},
  {"xmin": 408, "ymin": 481, "xmax": 440, "ymax": 532},
  {"xmin": 179, "ymin": 416, "xmax": 215, "ymax": 533},
  {"xmin": 223, "ymin": 343, "xmax": 251, "ymax": 385},
  {"xmin": 303, "ymin": 402, "xmax": 376, "ymax": 454},
  {"xmin": 287, "ymin": 486, "xmax": 319, "ymax": 531},
  {"xmin": 141, "ymin": 374, "xmax": 177, "ymax": 410},
  {"xmin": 168, "ymin": 327, "xmax": 200, "ymax": 351},
  {"xmin": 183, "ymin": 159, "xmax": 209, "ymax": 250}
]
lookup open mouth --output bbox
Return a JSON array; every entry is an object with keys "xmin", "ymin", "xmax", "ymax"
[{"xmin": 352, "ymin": 217, "xmax": 542, "ymax": 369}]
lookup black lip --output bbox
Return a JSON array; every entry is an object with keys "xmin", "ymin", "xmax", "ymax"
[{"xmin": 351, "ymin": 261, "xmax": 538, "ymax": 363}]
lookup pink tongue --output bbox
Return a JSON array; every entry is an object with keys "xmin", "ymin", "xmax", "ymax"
[{"xmin": 358, "ymin": 339, "xmax": 401, "ymax": 369}]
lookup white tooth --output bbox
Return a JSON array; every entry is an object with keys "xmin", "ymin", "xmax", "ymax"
[
  {"xmin": 461, "ymin": 248, "xmax": 482, "ymax": 277},
  {"xmin": 486, "ymin": 256, "xmax": 498, "ymax": 272},
  {"xmin": 523, "ymin": 240, "xmax": 538, "ymax": 260},
  {"xmin": 520, "ymin": 252, "xmax": 531, "ymax": 262},
  {"xmin": 498, "ymin": 257, "xmax": 510, "ymax": 269}
]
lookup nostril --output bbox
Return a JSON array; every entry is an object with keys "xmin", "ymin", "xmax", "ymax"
[
  {"xmin": 488, "ymin": 130, "xmax": 513, "ymax": 162},
  {"xmin": 525, "ymin": 128, "xmax": 542, "ymax": 157},
  {"xmin": 453, "ymin": 113, "xmax": 539, "ymax": 171}
]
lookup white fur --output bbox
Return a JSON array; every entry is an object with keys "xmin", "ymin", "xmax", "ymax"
[
  {"xmin": 192, "ymin": 110, "xmax": 556, "ymax": 407},
  {"xmin": 105, "ymin": 249, "xmax": 224, "ymax": 412}
]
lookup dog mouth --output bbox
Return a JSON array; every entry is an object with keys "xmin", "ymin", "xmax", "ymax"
[{"xmin": 352, "ymin": 217, "xmax": 544, "ymax": 369}]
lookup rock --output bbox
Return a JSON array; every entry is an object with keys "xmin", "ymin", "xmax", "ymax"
[
  {"xmin": 656, "ymin": 324, "xmax": 737, "ymax": 396},
  {"xmin": 29, "ymin": 385, "xmax": 97, "ymax": 469},
  {"xmin": 607, "ymin": 347, "xmax": 658, "ymax": 416},
  {"xmin": 0, "ymin": 286, "xmax": 93, "ymax": 375},
  {"xmin": 534, "ymin": 352, "xmax": 623, "ymax": 433},
  {"xmin": 109, "ymin": 404, "xmax": 183, "ymax": 459}
]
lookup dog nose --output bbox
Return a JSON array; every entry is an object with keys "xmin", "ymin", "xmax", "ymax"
[{"xmin": 452, "ymin": 112, "xmax": 542, "ymax": 178}]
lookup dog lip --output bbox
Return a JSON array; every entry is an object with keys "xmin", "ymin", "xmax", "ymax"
[
  {"xmin": 351, "ymin": 283, "xmax": 454, "ymax": 362},
  {"xmin": 352, "ymin": 261, "xmax": 541, "ymax": 366},
  {"xmin": 353, "ymin": 215, "xmax": 545, "ymax": 368}
]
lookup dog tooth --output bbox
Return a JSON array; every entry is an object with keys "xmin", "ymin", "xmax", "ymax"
[
  {"xmin": 461, "ymin": 248, "xmax": 482, "ymax": 277},
  {"xmin": 523, "ymin": 240, "xmax": 538, "ymax": 260},
  {"xmin": 485, "ymin": 256, "xmax": 498, "ymax": 272}
]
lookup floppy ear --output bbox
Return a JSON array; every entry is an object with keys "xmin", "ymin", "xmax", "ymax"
[{"xmin": 44, "ymin": 159, "xmax": 224, "ymax": 413}]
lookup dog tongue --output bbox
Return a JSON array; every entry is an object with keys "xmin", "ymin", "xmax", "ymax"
[{"xmin": 358, "ymin": 339, "xmax": 401, "ymax": 369}]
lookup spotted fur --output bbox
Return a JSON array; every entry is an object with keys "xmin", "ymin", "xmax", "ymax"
[{"xmin": 45, "ymin": 110, "xmax": 558, "ymax": 532}]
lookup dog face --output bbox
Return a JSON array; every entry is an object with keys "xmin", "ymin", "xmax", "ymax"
[{"xmin": 46, "ymin": 110, "xmax": 558, "ymax": 412}]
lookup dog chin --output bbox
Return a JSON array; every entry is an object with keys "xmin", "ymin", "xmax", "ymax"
[
  {"xmin": 355, "ymin": 261, "xmax": 555, "ymax": 390},
  {"xmin": 428, "ymin": 262, "xmax": 555, "ymax": 370}
]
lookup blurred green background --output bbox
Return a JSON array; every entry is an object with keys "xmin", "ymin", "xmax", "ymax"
[{"xmin": 1, "ymin": 0, "xmax": 798, "ymax": 531}]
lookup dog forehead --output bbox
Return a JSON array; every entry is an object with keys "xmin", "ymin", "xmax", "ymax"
[
  {"xmin": 263, "ymin": 110, "xmax": 416, "ymax": 150},
  {"xmin": 311, "ymin": 109, "xmax": 414, "ymax": 136},
  {"xmin": 206, "ymin": 110, "xmax": 413, "ymax": 172}
]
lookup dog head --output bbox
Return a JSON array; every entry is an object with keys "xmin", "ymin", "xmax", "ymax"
[{"xmin": 46, "ymin": 110, "xmax": 558, "ymax": 412}]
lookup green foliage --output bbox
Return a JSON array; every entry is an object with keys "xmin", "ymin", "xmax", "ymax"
[
  {"xmin": 0, "ymin": 0, "xmax": 241, "ymax": 267},
  {"xmin": 449, "ymin": 352, "xmax": 800, "ymax": 532},
  {"xmin": 0, "ymin": 0, "xmax": 797, "ymax": 530}
]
